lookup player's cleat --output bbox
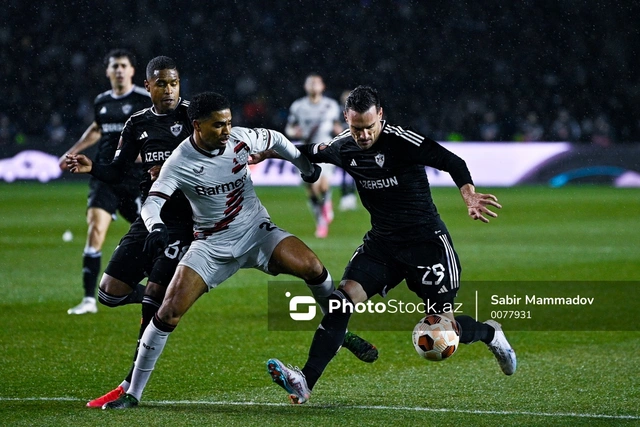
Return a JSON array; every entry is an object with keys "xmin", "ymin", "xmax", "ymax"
[
  {"xmin": 266, "ymin": 358, "xmax": 311, "ymax": 404},
  {"xmin": 484, "ymin": 320, "xmax": 516, "ymax": 375},
  {"xmin": 86, "ymin": 385, "xmax": 125, "ymax": 408},
  {"xmin": 315, "ymin": 223, "xmax": 328, "ymax": 238},
  {"xmin": 339, "ymin": 193, "xmax": 357, "ymax": 211},
  {"xmin": 342, "ymin": 331, "xmax": 379, "ymax": 363},
  {"xmin": 67, "ymin": 297, "xmax": 97, "ymax": 315},
  {"xmin": 102, "ymin": 393, "xmax": 139, "ymax": 409}
]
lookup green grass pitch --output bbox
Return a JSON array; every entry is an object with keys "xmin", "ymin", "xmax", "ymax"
[{"xmin": 0, "ymin": 181, "xmax": 638, "ymax": 426}]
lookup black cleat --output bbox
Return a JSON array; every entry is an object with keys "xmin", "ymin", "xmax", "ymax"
[
  {"xmin": 102, "ymin": 393, "xmax": 139, "ymax": 409},
  {"xmin": 343, "ymin": 331, "xmax": 378, "ymax": 363}
]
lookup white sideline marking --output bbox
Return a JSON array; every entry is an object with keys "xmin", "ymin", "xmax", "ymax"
[{"xmin": 1, "ymin": 397, "xmax": 638, "ymax": 420}]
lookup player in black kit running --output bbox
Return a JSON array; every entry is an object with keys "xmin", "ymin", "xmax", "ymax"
[
  {"xmin": 61, "ymin": 49, "xmax": 150, "ymax": 315},
  {"xmin": 266, "ymin": 85, "xmax": 516, "ymax": 405}
]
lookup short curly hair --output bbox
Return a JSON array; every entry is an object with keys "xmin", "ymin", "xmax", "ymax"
[
  {"xmin": 188, "ymin": 92, "xmax": 231, "ymax": 122},
  {"xmin": 145, "ymin": 56, "xmax": 178, "ymax": 79}
]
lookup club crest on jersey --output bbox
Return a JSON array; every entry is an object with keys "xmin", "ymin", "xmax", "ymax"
[
  {"xmin": 232, "ymin": 142, "xmax": 250, "ymax": 174},
  {"xmin": 375, "ymin": 153, "xmax": 385, "ymax": 167},
  {"xmin": 170, "ymin": 123, "xmax": 183, "ymax": 136},
  {"xmin": 99, "ymin": 106, "xmax": 107, "ymax": 115},
  {"xmin": 122, "ymin": 104, "xmax": 132, "ymax": 115}
]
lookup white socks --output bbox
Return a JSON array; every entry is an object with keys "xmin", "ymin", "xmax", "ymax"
[
  {"xmin": 127, "ymin": 320, "xmax": 171, "ymax": 400},
  {"xmin": 307, "ymin": 270, "xmax": 334, "ymax": 315}
]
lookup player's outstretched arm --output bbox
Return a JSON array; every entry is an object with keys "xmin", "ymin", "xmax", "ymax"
[
  {"xmin": 248, "ymin": 149, "xmax": 320, "ymax": 183},
  {"xmin": 460, "ymin": 183, "xmax": 502, "ymax": 223},
  {"xmin": 58, "ymin": 121, "xmax": 101, "ymax": 171},
  {"xmin": 268, "ymin": 131, "xmax": 315, "ymax": 177}
]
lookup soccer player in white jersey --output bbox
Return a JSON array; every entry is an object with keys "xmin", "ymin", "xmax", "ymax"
[
  {"xmin": 103, "ymin": 91, "xmax": 377, "ymax": 409},
  {"xmin": 285, "ymin": 74, "xmax": 343, "ymax": 238}
]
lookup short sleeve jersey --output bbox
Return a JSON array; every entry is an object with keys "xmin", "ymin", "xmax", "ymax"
[
  {"xmin": 93, "ymin": 86, "xmax": 150, "ymax": 164},
  {"xmin": 287, "ymin": 96, "xmax": 341, "ymax": 144},
  {"xmin": 148, "ymin": 127, "xmax": 280, "ymax": 240},
  {"xmin": 112, "ymin": 99, "xmax": 193, "ymax": 225},
  {"xmin": 299, "ymin": 122, "xmax": 473, "ymax": 243}
]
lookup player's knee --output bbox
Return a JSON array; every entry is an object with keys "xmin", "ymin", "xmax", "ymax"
[
  {"xmin": 300, "ymin": 256, "xmax": 324, "ymax": 281},
  {"xmin": 98, "ymin": 288, "xmax": 128, "ymax": 308},
  {"xmin": 156, "ymin": 303, "xmax": 183, "ymax": 327},
  {"xmin": 98, "ymin": 274, "xmax": 131, "ymax": 296},
  {"xmin": 87, "ymin": 220, "xmax": 109, "ymax": 241},
  {"xmin": 338, "ymin": 280, "xmax": 368, "ymax": 304}
]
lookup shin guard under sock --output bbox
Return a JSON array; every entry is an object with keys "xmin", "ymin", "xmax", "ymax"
[
  {"xmin": 125, "ymin": 295, "xmax": 163, "ymax": 383},
  {"xmin": 127, "ymin": 315, "xmax": 175, "ymax": 400},
  {"xmin": 305, "ymin": 268, "xmax": 333, "ymax": 315}
]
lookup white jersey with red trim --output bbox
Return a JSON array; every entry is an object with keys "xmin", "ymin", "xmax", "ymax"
[{"xmin": 145, "ymin": 127, "xmax": 285, "ymax": 239}]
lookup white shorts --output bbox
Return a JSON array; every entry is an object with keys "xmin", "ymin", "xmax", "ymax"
[
  {"xmin": 319, "ymin": 163, "xmax": 335, "ymax": 181},
  {"xmin": 179, "ymin": 219, "xmax": 292, "ymax": 290}
]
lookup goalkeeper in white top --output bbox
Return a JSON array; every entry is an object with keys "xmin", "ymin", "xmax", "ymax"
[{"xmin": 103, "ymin": 91, "xmax": 377, "ymax": 409}]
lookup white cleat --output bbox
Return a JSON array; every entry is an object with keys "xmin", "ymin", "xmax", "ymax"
[
  {"xmin": 67, "ymin": 297, "xmax": 98, "ymax": 315},
  {"xmin": 267, "ymin": 358, "xmax": 311, "ymax": 404},
  {"xmin": 339, "ymin": 194, "xmax": 357, "ymax": 211},
  {"xmin": 484, "ymin": 320, "xmax": 516, "ymax": 375}
]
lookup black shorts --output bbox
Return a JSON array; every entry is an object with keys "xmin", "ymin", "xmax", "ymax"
[
  {"xmin": 104, "ymin": 217, "xmax": 193, "ymax": 288},
  {"xmin": 87, "ymin": 177, "xmax": 141, "ymax": 223},
  {"xmin": 343, "ymin": 231, "xmax": 461, "ymax": 311}
]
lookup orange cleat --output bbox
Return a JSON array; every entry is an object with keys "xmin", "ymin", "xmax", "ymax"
[{"xmin": 86, "ymin": 385, "xmax": 125, "ymax": 408}]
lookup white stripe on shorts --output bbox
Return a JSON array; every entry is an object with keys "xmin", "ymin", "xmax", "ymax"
[{"xmin": 439, "ymin": 234, "xmax": 459, "ymax": 289}]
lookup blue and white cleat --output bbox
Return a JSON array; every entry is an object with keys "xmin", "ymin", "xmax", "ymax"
[{"xmin": 266, "ymin": 358, "xmax": 311, "ymax": 404}]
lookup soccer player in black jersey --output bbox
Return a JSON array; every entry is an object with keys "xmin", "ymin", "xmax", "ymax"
[
  {"xmin": 61, "ymin": 49, "xmax": 150, "ymax": 315},
  {"xmin": 266, "ymin": 86, "xmax": 516, "ymax": 404},
  {"xmin": 66, "ymin": 56, "xmax": 195, "ymax": 407}
]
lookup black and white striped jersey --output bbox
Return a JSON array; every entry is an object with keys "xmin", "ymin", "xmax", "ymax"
[{"xmin": 298, "ymin": 121, "xmax": 474, "ymax": 242}]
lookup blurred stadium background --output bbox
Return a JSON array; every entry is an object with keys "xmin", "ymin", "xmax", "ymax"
[{"xmin": 1, "ymin": 1, "xmax": 639, "ymax": 155}]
